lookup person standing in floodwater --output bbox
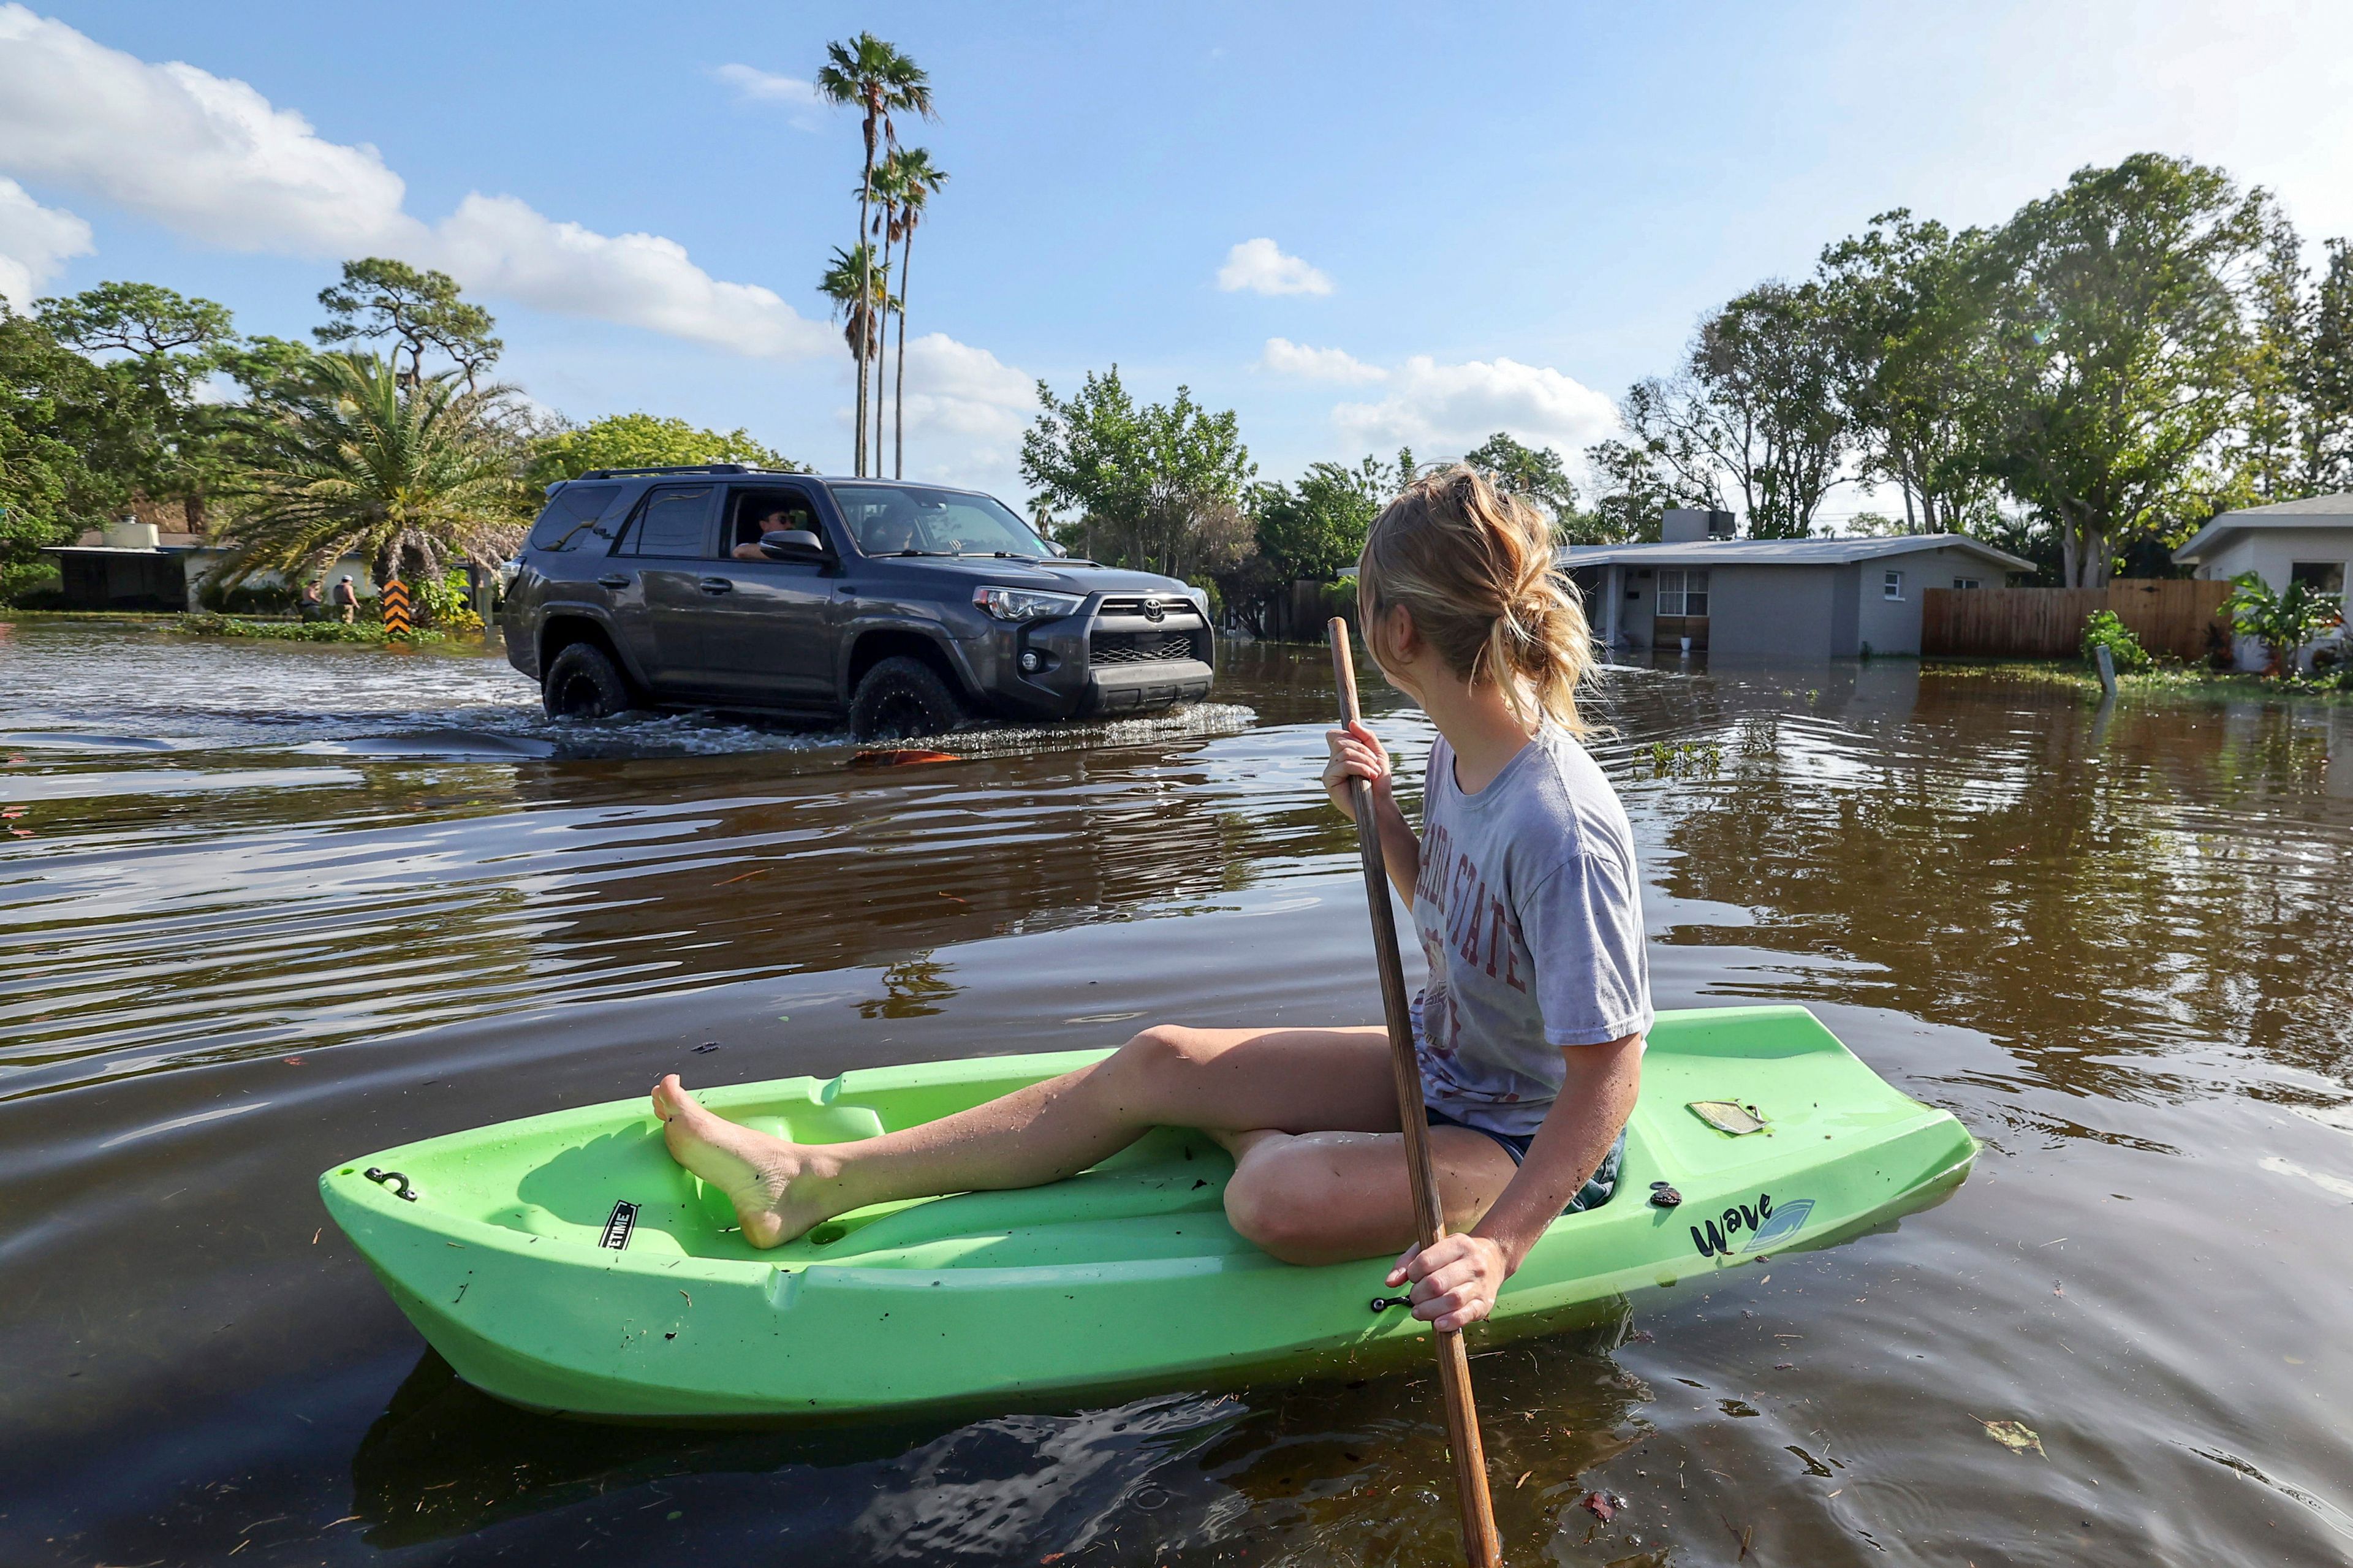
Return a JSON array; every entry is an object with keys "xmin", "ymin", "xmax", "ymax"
[
  {"xmin": 332, "ymin": 575, "xmax": 357, "ymax": 624},
  {"xmin": 299, "ymin": 580, "xmax": 323, "ymax": 621},
  {"xmin": 650, "ymin": 466, "xmax": 1649, "ymax": 1333}
]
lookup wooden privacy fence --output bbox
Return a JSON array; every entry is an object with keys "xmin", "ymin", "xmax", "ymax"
[{"xmin": 1922, "ymin": 578, "xmax": 2231, "ymax": 660}]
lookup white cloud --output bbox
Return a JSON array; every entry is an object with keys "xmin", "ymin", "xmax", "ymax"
[
  {"xmin": 883, "ymin": 331, "xmax": 1039, "ymax": 492},
  {"xmin": 0, "ymin": 6, "xmax": 832, "ymax": 360},
  {"xmin": 431, "ymin": 195, "xmax": 833, "ymax": 358},
  {"xmin": 1216, "ymin": 237, "xmax": 1333, "ymax": 297},
  {"xmin": 1331, "ymin": 355, "xmax": 1619, "ymax": 456},
  {"xmin": 712, "ymin": 63, "xmax": 827, "ymax": 129},
  {"xmin": 0, "ymin": 176, "xmax": 93, "ymax": 304},
  {"xmin": 1258, "ymin": 336, "xmax": 1387, "ymax": 384},
  {"xmin": 0, "ymin": 4, "xmax": 415, "ymax": 254}
]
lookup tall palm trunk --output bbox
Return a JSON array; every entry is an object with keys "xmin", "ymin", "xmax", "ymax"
[
  {"xmin": 854, "ymin": 122, "xmax": 879, "ymax": 475},
  {"xmin": 875, "ymin": 203, "xmax": 895, "ymax": 475},
  {"xmin": 895, "ymin": 221, "xmax": 915, "ymax": 479}
]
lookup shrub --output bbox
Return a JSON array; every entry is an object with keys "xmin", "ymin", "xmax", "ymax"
[
  {"xmin": 2223, "ymin": 571, "xmax": 2342, "ymax": 676},
  {"xmin": 2080, "ymin": 609, "xmax": 2152, "ymax": 672}
]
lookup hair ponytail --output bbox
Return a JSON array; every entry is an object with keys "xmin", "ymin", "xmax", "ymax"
[{"xmin": 1355, "ymin": 464, "xmax": 1594, "ymax": 733}]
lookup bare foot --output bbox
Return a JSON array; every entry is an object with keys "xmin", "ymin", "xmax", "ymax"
[{"xmin": 650, "ymin": 1075, "xmax": 841, "ymax": 1248}]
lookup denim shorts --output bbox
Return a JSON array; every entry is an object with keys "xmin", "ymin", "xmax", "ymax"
[{"xmin": 1425, "ymin": 1105, "xmax": 1626, "ymax": 1213}]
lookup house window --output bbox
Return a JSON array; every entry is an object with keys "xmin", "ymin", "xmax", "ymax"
[
  {"xmin": 2290, "ymin": 561, "xmax": 2346, "ymax": 607},
  {"xmin": 1952, "ymin": 577, "xmax": 1981, "ymax": 591},
  {"xmin": 1882, "ymin": 569, "xmax": 1905, "ymax": 602},
  {"xmin": 1656, "ymin": 569, "xmax": 1710, "ymax": 617}
]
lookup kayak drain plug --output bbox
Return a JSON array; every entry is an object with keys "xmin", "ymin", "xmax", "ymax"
[
  {"xmin": 364, "ymin": 1168, "xmax": 419, "ymax": 1201},
  {"xmin": 1649, "ymin": 1181, "xmax": 1683, "ymax": 1208}
]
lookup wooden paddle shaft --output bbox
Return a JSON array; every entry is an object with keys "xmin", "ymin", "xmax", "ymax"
[{"xmin": 1330, "ymin": 619, "xmax": 1503, "ymax": 1568}]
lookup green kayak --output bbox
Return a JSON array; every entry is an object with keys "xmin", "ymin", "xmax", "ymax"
[{"xmin": 320, "ymin": 1004, "xmax": 1973, "ymax": 1422}]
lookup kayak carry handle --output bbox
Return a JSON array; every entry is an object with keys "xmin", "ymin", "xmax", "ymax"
[
  {"xmin": 364, "ymin": 1167, "xmax": 419, "ymax": 1201},
  {"xmin": 1371, "ymin": 1295, "xmax": 1414, "ymax": 1315}
]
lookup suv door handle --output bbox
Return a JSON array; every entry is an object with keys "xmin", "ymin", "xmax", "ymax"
[
  {"xmin": 697, "ymin": 577, "xmax": 733, "ymax": 595},
  {"xmin": 596, "ymin": 574, "xmax": 629, "ymax": 589}
]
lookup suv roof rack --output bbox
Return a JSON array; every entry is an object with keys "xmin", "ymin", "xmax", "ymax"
[{"xmin": 572, "ymin": 463, "xmax": 758, "ymax": 480}]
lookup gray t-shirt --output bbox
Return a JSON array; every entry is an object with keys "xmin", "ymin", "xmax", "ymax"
[{"xmin": 1409, "ymin": 725, "xmax": 1652, "ymax": 1137}]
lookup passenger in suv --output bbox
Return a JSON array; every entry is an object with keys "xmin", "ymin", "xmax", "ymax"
[{"xmin": 500, "ymin": 464, "xmax": 1216, "ymax": 738}]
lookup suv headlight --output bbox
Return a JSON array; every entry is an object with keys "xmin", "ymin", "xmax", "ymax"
[{"xmin": 974, "ymin": 585, "xmax": 1083, "ymax": 623}]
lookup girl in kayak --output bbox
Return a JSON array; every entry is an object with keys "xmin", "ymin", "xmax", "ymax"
[{"xmin": 653, "ymin": 465, "xmax": 1649, "ymax": 1332}]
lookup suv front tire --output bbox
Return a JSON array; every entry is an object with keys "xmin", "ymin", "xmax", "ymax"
[
  {"xmin": 542, "ymin": 642, "xmax": 636, "ymax": 720},
  {"xmin": 849, "ymin": 655, "xmax": 970, "ymax": 740}
]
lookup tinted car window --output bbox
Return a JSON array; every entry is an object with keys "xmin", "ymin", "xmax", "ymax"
[
  {"xmin": 829, "ymin": 485, "xmax": 1045, "ymax": 557},
  {"xmin": 625, "ymin": 487, "xmax": 717, "ymax": 557},
  {"xmin": 526, "ymin": 483, "xmax": 620, "ymax": 552}
]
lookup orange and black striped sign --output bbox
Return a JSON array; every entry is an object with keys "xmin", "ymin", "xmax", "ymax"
[{"xmin": 381, "ymin": 579, "xmax": 412, "ymax": 635}]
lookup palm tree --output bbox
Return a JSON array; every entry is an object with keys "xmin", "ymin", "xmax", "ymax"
[
  {"xmin": 819, "ymin": 244, "xmax": 893, "ymax": 436},
  {"xmin": 815, "ymin": 34, "xmax": 934, "ymax": 477},
  {"xmin": 876, "ymin": 148, "xmax": 948, "ymax": 479},
  {"xmin": 868, "ymin": 162, "xmax": 903, "ymax": 475},
  {"xmin": 221, "ymin": 352, "xmax": 521, "ymax": 590}
]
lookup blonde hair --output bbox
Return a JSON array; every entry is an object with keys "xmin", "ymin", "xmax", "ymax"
[{"xmin": 1355, "ymin": 464, "xmax": 1594, "ymax": 733}]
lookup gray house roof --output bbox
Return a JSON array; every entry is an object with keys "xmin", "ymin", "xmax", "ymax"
[
  {"xmin": 2172, "ymin": 492, "xmax": 2353, "ymax": 565},
  {"xmin": 1558, "ymin": 532, "xmax": 2033, "ymax": 573}
]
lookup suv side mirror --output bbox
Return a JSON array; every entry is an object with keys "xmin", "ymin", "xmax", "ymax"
[{"xmin": 759, "ymin": 529, "xmax": 828, "ymax": 562}]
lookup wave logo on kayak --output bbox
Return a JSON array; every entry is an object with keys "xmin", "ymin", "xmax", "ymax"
[{"xmin": 1688, "ymin": 1194, "xmax": 1814, "ymax": 1257}]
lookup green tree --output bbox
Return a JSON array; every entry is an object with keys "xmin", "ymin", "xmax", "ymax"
[
  {"xmin": 222, "ymin": 352, "xmax": 523, "ymax": 588},
  {"xmin": 526, "ymin": 412, "xmax": 798, "ymax": 491},
  {"xmin": 1458, "ymin": 431, "xmax": 1608, "ymax": 541},
  {"xmin": 1691, "ymin": 281, "xmax": 1853, "ymax": 536},
  {"xmin": 1020, "ymin": 365, "xmax": 1255, "ymax": 578},
  {"xmin": 1815, "ymin": 211, "xmax": 2001, "ymax": 534},
  {"xmin": 1579, "ymin": 436, "xmax": 1695, "ymax": 543},
  {"xmin": 35, "ymin": 281, "xmax": 241, "ymax": 528},
  {"xmin": 1976, "ymin": 154, "xmax": 2270, "ymax": 586},
  {"xmin": 2304, "ymin": 241, "xmax": 2353, "ymax": 493},
  {"xmin": 314, "ymin": 259, "xmax": 501, "ymax": 390},
  {"xmin": 875, "ymin": 146, "xmax": 948, "ymax": 480},
  {"xmin": 816, "ymin": 33, "xmax": 934, "ymax": 477},
  {"xmin": 0, "ymin": 308, "xmax": 115, "ymax": 601},
  {"xmin": 1251, "ymin": 453, "xmax": 1402, "ymax": 580}
]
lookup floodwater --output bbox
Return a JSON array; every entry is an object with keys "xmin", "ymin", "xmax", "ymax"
[{"xmin": 3, "ymin": 618, "xmax": 2351, "ymax": 1567}]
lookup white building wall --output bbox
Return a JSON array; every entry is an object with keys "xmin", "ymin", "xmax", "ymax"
[{"xmin": 2186, "ymin": 526, "xmax": 2353, "ymax": 670}]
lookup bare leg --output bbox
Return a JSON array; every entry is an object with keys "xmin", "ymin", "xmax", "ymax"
[
  {"xmin": 655, "ymin": 1024, "xmax": 1404, "ymax": 1248},
  {"xmin": 1217, "ymin": 1126, "xmax": 1521, "ymax": 1266}
]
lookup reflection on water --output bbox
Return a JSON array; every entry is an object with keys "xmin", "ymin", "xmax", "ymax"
[{"xmin": 3, "ymin": 621, "xmax": 2352, "ymax": 1565}]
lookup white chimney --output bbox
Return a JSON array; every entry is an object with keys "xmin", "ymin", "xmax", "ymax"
[{"xmin": 103, "ymin": 516, "xmax": 160, "ymax": 551}]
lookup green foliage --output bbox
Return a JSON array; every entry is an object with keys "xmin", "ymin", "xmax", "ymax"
[
  {"xmin": 412, "ymin": 569, "xmax": 481, "ymax": 631},
  {"xmin": 2080, "ymin": 609, "xmax": 2153, "ymax": 672},
  {"xmin": 1581, "ymin": 436, "xmax": 1697, "ymax": 543},
  {"xmin": 527, "ymin": 413, "xmax": 798, "ymax": 493},
  {"xmin": 1250, "ymin": 453, "xmax": 1401, "ymax": 581},
  {"xmin": 2224, "ymin": 570, "xmax": 2344, "ymax": 675},
  {"xmin": 0, "ymin": 308, "xmax": 113, "ymax": 599},
  {"xmin": 315, "ymin": 259, "xmax": 501, "ymax": 388},
  {"xmin": 1977, "ymin": 155, "xmax": 2268, "ymax": 585},
  {"xmin": 818, "ymin": 243, "xmax": 893, "ymax": 366},
  {"xmin": 222, "ymin": 352, "xmax": 524, "ymax": 588},
  {"xmin": 180, "ymin": 612, "xmax": 443, "ymax": 645},
  {"xmin": 1814, "ymin": 211, "xmax": 2001, "ymax": 534},
  {"xmin": 1461, "ymin": 433, "xmax": 1603, "ymax": 540},
  {"xmin": 1020, "ymin": 366, "xmax": 1256, "ymax": 578}
]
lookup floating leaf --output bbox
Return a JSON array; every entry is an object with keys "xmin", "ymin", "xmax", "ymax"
[
  {"xmin": 1689, "ymin": 1100, "xmax": 1768, "ymax": 1135},
  {"xmin": 849, "ymin": 749, "xmax": 962, "ymax": 768},
  {"xmin": 1974, "ymin": 1416, "xmax": 2045, "ymax": 1457}
]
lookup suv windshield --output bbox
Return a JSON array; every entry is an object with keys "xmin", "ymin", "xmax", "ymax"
[{"xmin": 830, "ymin": 484, "xmax": 1047, "ymax": 558}]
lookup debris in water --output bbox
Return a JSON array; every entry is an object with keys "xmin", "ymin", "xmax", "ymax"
[
  {"xmin": 1, "ymin": 806, "xmax": 23, "ymax": 818},
  {"xmin": 1974, "ymin": 1417, "xmax": 2045, "ymax": 1457},
  {"xmin": 849, "ymin": 749, "xmax": 962, "ymax": 768},
  {"xmin": 1580, "ymin": 1491, "xmax": 1620, "ymax": 1522},
  {"xmin": 694, "ymin": 1042, "xmax": 721, "ymax": 1053},
  {"xmin": 714, "ymin": 868, "xmax": 767, "ymax": 885},
  {"xmin": 1514, "ymin": 1471, "xmax": 1531, "ymax": 1490}
]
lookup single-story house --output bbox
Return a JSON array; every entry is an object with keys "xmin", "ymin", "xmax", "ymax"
[
  {"xmin": 42, "ymin": 518, "xmax": 377, "ymax": 611},
  {"xmin": 2171, "ymin": 493, "xmax": 2351, "ymax": 670},
  {"xmin": 1560, "ymin": 509, "xmax": 2033, "ymax": 658}
]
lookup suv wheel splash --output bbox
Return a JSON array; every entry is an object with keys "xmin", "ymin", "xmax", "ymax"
[{"xmin": 850, "ymin": 656, "xmax": 971, "ymax": 741}]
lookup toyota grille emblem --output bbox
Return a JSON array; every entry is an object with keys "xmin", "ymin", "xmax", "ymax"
[{"xmin": 1142, "ymin": 597, "xmax": 1165, "ymax": 621}]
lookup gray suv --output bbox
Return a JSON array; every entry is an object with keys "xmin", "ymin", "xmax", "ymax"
[{"xmin": 499, "ymin": 465, "xmax": 1214, "ymax": 738}]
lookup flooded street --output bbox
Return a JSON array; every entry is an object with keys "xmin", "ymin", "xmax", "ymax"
[{"xmin": 4, "ymin": 617, "xmax": 2352, "ymax": 1566}]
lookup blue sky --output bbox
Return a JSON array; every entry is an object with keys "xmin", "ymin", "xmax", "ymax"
[{"xmin": 4, "ymin": 1, "xmax": 2349, "ymax": 518}]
